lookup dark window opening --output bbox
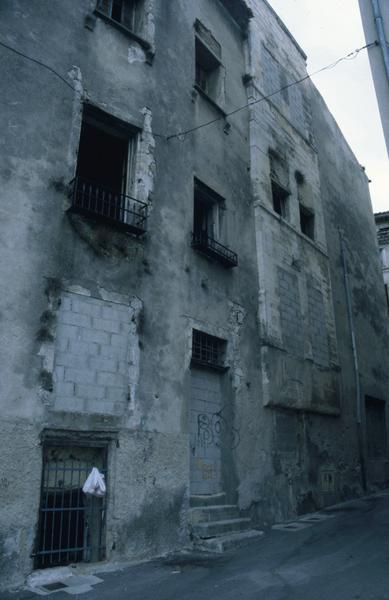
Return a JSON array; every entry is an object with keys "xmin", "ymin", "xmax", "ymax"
[
  {"xmin": 97, "ymin": 0, "xmax": 140, "ymax": 32},
  {"xmin": 192, "ymin": 179, "xmax": 237, "ymax": 268},
  {"xmin": 365, "ymin": 397, "xmax": 387, "ymax": 458},
  {"xmin": 77, "ymin": 121, "xmax": 128, "ymax": 195},
  {"xmin": 69, "ymin": 105, "xmax": 147, "ymax": 235},
  {"xmin": 271, "ymin": 180, "xmax": 289, "ymax": 218},
  {"xmin": 111, "ymin": 0, "xmax": 124, "ymax": 22},
  {"xmin": 191, "ymin": 329, "xmax": 227, "ymax": 371},
  {"xmin": 35, "ymin": 445, "xmax": 107, "ymax": 569},
  {"xmin": 299, "ymin": 204, "xmax": 315, "ymax": 240},
  {"xmin": 195, "ymin": 36, "xmax": 222, "ymax": 101},
  {"xmin": 193, "ymin": 179, "xmax": 221, "ymax": 238},
  {"xmin": 385, "ymin": 284, "xmax": 389, "ymax": 315}
]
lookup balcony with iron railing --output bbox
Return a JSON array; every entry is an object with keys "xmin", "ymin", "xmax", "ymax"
[
  {"xmin": 68, "ymin": 177, "xmax": 148, "ymax": 236},
  {"xmin": 191, "ymin": 230, "xmax": 238, "ymax": 268}
]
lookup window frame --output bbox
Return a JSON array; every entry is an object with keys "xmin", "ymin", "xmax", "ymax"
[
  {"xmin": 271, "ymin": 180, "xmax": 289, "ymax": 219},
  {"xmin": 191, "ymin": 329, "xmax": 228, "ymax": 371},
  {"xmin": 94, "ymin": 0, "xmax": 151, "ymax": 52},
  {"xmin": 191, "ymin": 179, "xmax": 237, "ymax": 268},
  {"xmin": 299, "ymin": 203, "xmax": 315, "ymax": 240},
  {"xmin": 194, "ymin": 24, "xmax": 226, "ymax": 116},
  {"xmin": 69, "ymin": 104, "xmax": 148, "ymax": 236}
]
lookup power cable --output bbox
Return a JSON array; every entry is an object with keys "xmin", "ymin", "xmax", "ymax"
[
  {"xmin": 0, "ymin": 38, "xmax": 168, "ymax": 138},
  {"xmin": 0, "ymin": 37, "xmax": 377, "ymax": 143},
  {"xmin": 0, "ymin": 39, "xmax": 76, "ymax": 92},
  {"xmin": 166, "ymin": 41, "xmax": 378, "ymax": 141}
]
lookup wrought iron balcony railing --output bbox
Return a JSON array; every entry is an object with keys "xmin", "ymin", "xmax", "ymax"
[
  {"xmin": 191, "ymin": 230, "xmax": 238, "ymax": 268},
  {"xmin": 68, "ymin": 177, "xmax": 147, "ymax": 236}
]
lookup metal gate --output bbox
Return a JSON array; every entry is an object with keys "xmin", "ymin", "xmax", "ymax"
[{"xmin": 34, "ymin": 444, "xmax": 107, "ymax": 569}]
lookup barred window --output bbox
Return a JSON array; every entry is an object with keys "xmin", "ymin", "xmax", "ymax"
[{"xmin": 191, "ymin": 329, "xmax": 227, "ymax": 370}]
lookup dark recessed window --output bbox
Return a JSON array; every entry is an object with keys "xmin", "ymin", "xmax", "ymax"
[
  {"xmin": 271, "ymin": 180, "xmax": 289, "ymax": 218},
  {"xmin": 96, "ymin": 0, "xmax": 141, "ymax": 32},
  {"xmin": 192, "ymin": 179, "xmax": 237, "ymax": 268},
  {"xmin": 195, "ymin": 38, "xmax": 221, "ymax": 96},
  {"xmin": 365, "ymin": 396, "xmax": 387, "ymax": 458},
  {"xmin": 299, "ymin": 204, "xmax": 315, "ymax": 240},
  {"xmin": 194, "ymin": 22, "xmax": 222, "ymax": 104},
  {"xmin": 69, "ymin": 105, "xmax": 147, "ymax": 235},
  {"xmin": 191, "ymin": 329, "xmax": 227, "ymax": 371}
]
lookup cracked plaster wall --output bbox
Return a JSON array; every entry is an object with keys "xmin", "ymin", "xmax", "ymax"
[
  {"xmin": 1, "ymin": 0, "xmax": 388, "ymax": 590},
  {"xmin": 0, "ymin": 0, "xmax": 256, "ymax": 588}
]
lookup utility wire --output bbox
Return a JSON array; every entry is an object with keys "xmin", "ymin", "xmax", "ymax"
[
  {"xmin": 0, "ymin": 38, "xmax": 170, "ymax": 138},
  {"xmin": 0, "ymin": 39, "xmax": 76, "ymax": 92},
  {"xmin": 1, "ymin": 37, "xmax": 377, "ymax": 143},
  {"xmin": 0, "ymin": 38, "xmax": 169, "ymax": 138},
  {"xmin": 166, "ymin": 41, "xmax": 378, "ymax": 141}
]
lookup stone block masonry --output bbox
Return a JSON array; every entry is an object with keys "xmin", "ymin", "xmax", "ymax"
[
  {"xmin": 53, "ymin": 292, "xmax": 134, "ymax": 415},
  {"xmin": 307, "ymin": 281, "xmax": 330, "ymax": 367},
  {"xmin": 277, "ymin": 267, "xmax": 304, "ymax": 357}
]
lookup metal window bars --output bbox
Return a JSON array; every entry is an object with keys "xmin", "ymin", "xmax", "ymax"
[
  {"xmin": 191, "ymin": 329, "xmax": 227, "ymax": 371},
  {"xmin": 34, "ymin": 455, "xmax": 107, "ymax": 569},
  {"xmin": 191, "ymin": 230, "xmax": 238, "ymax": 268},
  {"xmin": 69, "ymin": 177, "xmax": 147, "ymax": 235}
]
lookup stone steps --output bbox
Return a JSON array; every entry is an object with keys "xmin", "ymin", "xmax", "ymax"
[
  {"xmin": 195, "ymin": 529, "xmax": 265, "ymax": 553},
  {"xmin": 189, "ymin": 504, "xmax": 239, "ymax": 524},
  {"xmin": 193, "ymin": 517, "xmax": 252, "ymax": 539},
  {"xmin": 190, "ymin": 493, "xmax": 227, "ymax": 507},
  {"xmin": 189, "ymin": 497, "xmax": 264, "ymax": 553}
]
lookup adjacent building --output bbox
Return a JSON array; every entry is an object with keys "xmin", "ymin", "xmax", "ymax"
[
  {"xmin": 375, "ymin": 211, "xmax": 389, "ymax": 310},
  {"xmin": 1, "ymin": 0, "xmax": 388, "ymax": 590}
]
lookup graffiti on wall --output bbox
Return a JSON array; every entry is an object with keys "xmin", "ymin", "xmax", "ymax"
[{"xmin": 197, "ymin": 406, "xmax": 240, "ymax": 450}]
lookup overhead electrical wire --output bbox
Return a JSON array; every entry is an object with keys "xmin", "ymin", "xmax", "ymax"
[
  {"xmin": 166, "ymin": 41, "xmax": 378, "ymax": 141},
  {"xmin": 0, "ymin": 37, "xmax": 377, "ymax": 143},
  {"xmin": 0, "ymin": 39, "xmax": 76, "ymax": 92}
]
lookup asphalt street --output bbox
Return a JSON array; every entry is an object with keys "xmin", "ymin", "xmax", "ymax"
[{"xmin": 3, "ymin": 492, "xmax": 389, "ymax": 600}]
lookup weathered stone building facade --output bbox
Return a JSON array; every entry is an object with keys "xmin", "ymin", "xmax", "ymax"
[
  {"xmin": 375, "ymin": 211, "xmax": 389, "ymax": 309},
  {"xmin": 1, "ymin": 0, "xmax": 388, "ymax": 590}
]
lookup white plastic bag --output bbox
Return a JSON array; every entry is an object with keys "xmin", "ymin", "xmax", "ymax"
[{"xmin": 82, "ymin": 467, "xmax": 106, "ymax": 497}]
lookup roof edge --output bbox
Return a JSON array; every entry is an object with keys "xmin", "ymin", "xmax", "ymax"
[{"xmin": 261, "ymin": 0, "xmax": 307, "ymax": 61}]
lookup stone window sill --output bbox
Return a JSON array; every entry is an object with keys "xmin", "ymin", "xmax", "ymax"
[
  {"xmin": 94, "ymin": 9, "xmax": 152, "ymax": 53},
  {"xmin": 193, "ymin": 85, "xmax": 227, "ymax": 117}
]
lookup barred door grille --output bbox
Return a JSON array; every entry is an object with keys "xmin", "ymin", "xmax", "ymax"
[{"xmin": 35, "ymin": 445, "xmax": 107, "ymax": 569}]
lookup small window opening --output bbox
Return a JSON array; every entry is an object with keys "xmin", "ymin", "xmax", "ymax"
[
  {"xmin": 271, "ymin": 180, "xmax": 289, "ymax": 218},
  {"xmin": 71, "ymin": 105, "xmax": 147, "ymax": 234},
  {"xmin": 365, "ymin": 397, "xmax": 387, "ymax": 458},
  {"xmin": 195, "ymin": 36, "xmax": 222, "ymax": 101},
  {"xmin": 193, "ymin": 179, "xmax": 223, "ymax": 241},
  {"xmin": 191, "ymin": 179, "xmax": 237, "ymax": 267},
  {"xmin": 97, "ymin": 0, "xmax": 141, "ymax": 32},
  {"xmin": 35, "ymin": 445, "xmax": 107, "ymax": 569},
  {"xmin": 77, "ymin": 112, "xmax": 130, "ymax": 195},
  {"xmin": 191, "ymin": 329, "xmax": 227, "ymax": 370},
  {"xmin": 385, "ymin": 284, "xmax": 389, "ymax": 315},
  {"xmin": 299, "ymin": 204, "xmax": 315, "ymax": 240}
]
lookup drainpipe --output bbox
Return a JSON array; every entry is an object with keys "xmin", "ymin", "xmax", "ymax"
[
  {"xmin": 339, "ymin": 231, "xmax": 367, "ymax": 491},
  {"xmin": 371, "ymin": 0, "xmax": 389, "ymax": 82}
]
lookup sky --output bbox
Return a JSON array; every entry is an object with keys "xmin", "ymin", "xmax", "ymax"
[{"xmin": 267, "ymin": 0, "xmax": 388, "ymax": 213}]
